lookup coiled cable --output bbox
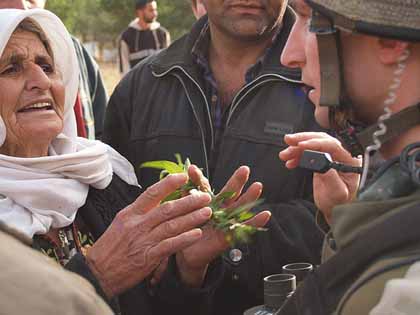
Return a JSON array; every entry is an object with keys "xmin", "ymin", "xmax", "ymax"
[{"xmin": 360, "ymin": 49, "xmax": 411, "ymax": 190}]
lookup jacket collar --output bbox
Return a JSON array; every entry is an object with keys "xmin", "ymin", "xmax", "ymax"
[
  {"xmin": 128, "ymin": 18, "xmax": 161, "ymax": 31},
  {"xmin": 150, "ymin": 7, "xmax": 301, "ymax": 82}
]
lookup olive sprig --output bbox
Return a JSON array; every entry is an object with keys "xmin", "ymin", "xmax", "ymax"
[{"xmin": 140, "ymin": 154, "xmax": 266, "ymax": 245}]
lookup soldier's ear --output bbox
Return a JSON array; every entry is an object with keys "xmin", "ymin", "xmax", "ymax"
[{"xmin": 377, "ymin": 39, "xmax": 410, "ymax": 65}]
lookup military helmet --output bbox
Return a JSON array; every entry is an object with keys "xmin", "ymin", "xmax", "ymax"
[
  {"xmin": 306, "ymin": 0, "xmax": 420, "ymax": 42},
  {"xmin": 301, "ymin": 0, "xmax": 420, "ymax": 157}
]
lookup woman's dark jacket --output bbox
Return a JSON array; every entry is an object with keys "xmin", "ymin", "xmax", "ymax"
[{"xmin": 103, "ymin": 9, "xmax": 323, "ymax": 315}]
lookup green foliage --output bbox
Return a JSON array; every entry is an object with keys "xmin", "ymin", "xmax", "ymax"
[
  {"xmin": 140, "ymin": 155, "xmax": 267, "ymax": 245},
  {"xmin": 46, "ymin": 0, "xmax": 196, "ymax": 44}
]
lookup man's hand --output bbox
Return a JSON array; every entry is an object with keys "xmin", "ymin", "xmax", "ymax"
[
  {"xmin": 174, "ymin": 165, "xmax": 271, "ymax": 288},
  {"xmin": 279, "ymin": 132, "xmax": 361, "ymax": 223},
  {"xmin": 86, "ymin": 173, "xmax": 213, "ymax": 298}
]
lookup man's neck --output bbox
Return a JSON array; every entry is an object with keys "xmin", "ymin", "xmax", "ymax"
[
  {"xmin": 138, "ymin": 18, "xmax": 151, "ymax": 30},
  {"xmin": 207, "ymin": 24, "xmax": 278, "ymax": 105},
  {"xmin": 208, "ymin": 24, "xmax": 276, "ymax": 70}
]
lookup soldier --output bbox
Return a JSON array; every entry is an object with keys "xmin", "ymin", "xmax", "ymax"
[
  {"xmin": 0, "ymin": 222, "xmax": 113, "ymax": 315},
  {"xmin": 278, "ymin": 0, "xmax": 420, "ymax": 314}
]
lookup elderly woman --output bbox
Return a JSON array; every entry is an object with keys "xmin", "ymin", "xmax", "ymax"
[{"xmin": 0, "ymin": 8, "xmax": 258, "ymax": 314}]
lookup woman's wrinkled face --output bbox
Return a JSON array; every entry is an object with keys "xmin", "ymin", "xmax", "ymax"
[{"xmin": 0, "ymin": 29, "xmax": 65, "ymax": 156}]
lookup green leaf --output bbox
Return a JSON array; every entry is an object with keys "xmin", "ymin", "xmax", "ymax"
[
  {"xmin": 162, "ymin": 190, "xmax": 183, "ymax": 202},
  {"xmin": 226, "ymin": 199, "xmax": 264, "ymax": 219},
  {"xmin": 238, "ymin": 212, "xmax": 255, "ymax": 222},
  {"xmin": 175, "ymin": 153, "xmax": 183, "ymax": 166},
  {"xmin": 140, "ymin": 160, "xmax": 185, "ymax": 174},
  {"xmin": 184, "ymin": 158, "xmax": 191, "ymax": 172}
]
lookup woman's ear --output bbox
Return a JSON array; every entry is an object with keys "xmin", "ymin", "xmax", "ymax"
[{"xmin": 377, "ymin": 39, "xmax": 410, "ymax": 65}]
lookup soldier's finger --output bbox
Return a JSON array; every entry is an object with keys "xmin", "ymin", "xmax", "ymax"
[
  {"xmin": 284, "ymin": 132, "xmax": 335, "ymax": 146},
  {"xmin": 279, "ymin": 146, "xmax": 304, "ymax": 163},
  {"xmin": 297, "ymin": 138, "xmax": 360, "ymax": 166}
]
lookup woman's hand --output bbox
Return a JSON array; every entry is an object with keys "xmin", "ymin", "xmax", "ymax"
[
  {"xmin": 174, "ymin": 165, "xmax": 271, "ymax": 288},
  {"xmin": 279, "ymin": 132, "xmax": 361, "ymax": 223},
  {"xmin": 85, "ymin": 173, "xmax": 212, "ymax": 298}
]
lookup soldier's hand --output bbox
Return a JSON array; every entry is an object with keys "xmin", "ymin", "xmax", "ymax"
[
  {"xmin": 279, "ymin": 132, "xmax": 361, "ymax": 223},
  {"xmin": 85, "ymin": 173, "xmax": 212, "ymax": 298}
]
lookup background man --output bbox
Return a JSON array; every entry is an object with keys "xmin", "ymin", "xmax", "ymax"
[
  {"xmin": 104, "ymin": 0, "xmax": 323, "ymax": 314},
  {"xmin": 279, "ymin": 0, "xmax": 420, "ymax": 313},
  {"xmin": 24, "ymin": 0, "xmax": 108, "ymax": 140},
  {"xmin": 118, "ymin": 0, "xmax": 171, "ymax": 75}
]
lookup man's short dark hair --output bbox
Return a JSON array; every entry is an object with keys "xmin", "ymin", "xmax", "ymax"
[{"xmin": 135, "ymin": 0, "xmax": 154, "ymax": 10}]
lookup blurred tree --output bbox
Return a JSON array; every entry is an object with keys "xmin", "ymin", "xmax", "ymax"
[{"xmin": 46, "ymin": 0, "xmax": 196, "ymax": 46}]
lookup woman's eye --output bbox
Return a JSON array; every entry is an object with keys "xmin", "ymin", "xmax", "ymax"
[
  {"xmin": 40, "ymin": 63, "xmax": 54, "ymax": 73},
  {"xmin": 1, "ymin": 63, "xmax": 20, "ymax": 75}
]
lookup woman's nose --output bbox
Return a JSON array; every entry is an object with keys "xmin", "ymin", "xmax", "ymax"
[{"xmin": 24, "ymin": 64, "xmax": 51, "ymax": 91}]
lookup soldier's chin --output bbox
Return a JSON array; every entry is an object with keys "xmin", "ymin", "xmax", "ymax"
[{"xmin": 314, "ymin": 106, "xmax": 330, "ymax": 129}]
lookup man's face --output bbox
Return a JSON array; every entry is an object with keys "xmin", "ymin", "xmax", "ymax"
[
  {"xmin": 139, "ymin": 1, "xmax": 158, "ymax": 24},
  {"xmin": 280, "ymin": 0, "xmax": 329, "ymax": 127},
  {"xmin": 25, "ymin": 0, "xmax": 46, "ymax": 9},
  {"xmin": 203, "ymin": 0, "xmax": 287, "ymax": 41}
]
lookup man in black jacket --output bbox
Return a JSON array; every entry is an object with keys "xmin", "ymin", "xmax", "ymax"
[{"xmin": 103, "ymin": 1, "xmax": 323, "ymax": 314}]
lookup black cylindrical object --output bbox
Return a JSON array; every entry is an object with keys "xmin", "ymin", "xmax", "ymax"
[
  {"xmin": 263, "ymin": 274, "xmax": 296, "ymax": 310},
  {"xmin": 244, "ymin": 274, "xmax": 296, "ymax": 315},
  {"xmin": 282, "ymin": 262, "xmax": 313, "ymax": 284}
]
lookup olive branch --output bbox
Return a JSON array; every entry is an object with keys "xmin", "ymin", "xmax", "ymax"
[{"xmin": 140, "ymin": 154, "xmax": 266, "ymax": 245}]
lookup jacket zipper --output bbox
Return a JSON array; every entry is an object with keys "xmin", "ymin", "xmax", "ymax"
[
  {"xmin": 153, "ymin": 67, "xmax": 302, "ymax": 177},
  {"xmin": 153, "ymin": 67, "xmax": 212, "ymax": 178},
  {"xmin": 227, "ymin": 73, "xmax": 302, "ymax": 126}
]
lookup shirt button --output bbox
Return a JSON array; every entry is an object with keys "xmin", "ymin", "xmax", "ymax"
[
  {"xmin": 211, "ymin": 95, "xmax": 218, "ymax": 103},
  {"xmin": 229, "ymin": 248, "xmax": 243, "ymax": 263},
  {"xmin": 232, "ymin": 273, "xmax": 240, "ymax": 281}
]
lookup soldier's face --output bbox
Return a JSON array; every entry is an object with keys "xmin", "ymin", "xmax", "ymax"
[
  {"xmin": 203, "ymin": 0, "xmax": 287, "ymax": 41},
  {"xmin": 281, "ymin": 0, "xmax": 329, "ymax": 127}
]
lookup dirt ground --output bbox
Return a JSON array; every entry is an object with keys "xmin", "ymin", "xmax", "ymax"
[{"xmin": 98, "ymin": 61, "xmax": 121, "ymax": 96}]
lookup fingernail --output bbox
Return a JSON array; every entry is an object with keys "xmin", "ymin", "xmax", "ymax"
[
  {"xmin": 188, "ymin": 228, "xmax": 202, "ymax": 239},
  {"xmin": 200, "ymin": 207, "xmax": 212, "ymax": 218}
]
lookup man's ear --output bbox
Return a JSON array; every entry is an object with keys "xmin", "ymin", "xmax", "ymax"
[{"xmin": 377, "ymin": 39, "xmax": 410, "ymax": 65}]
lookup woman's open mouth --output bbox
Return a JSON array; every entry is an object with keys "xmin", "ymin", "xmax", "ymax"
[{"xmin": 17, "ymin": 102, "xmax": 54, "ymax": 113}]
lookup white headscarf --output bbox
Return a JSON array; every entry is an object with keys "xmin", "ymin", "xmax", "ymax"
[{"xmin": 0, "ymin": 9, "xmax": 139, "ymax": 238}]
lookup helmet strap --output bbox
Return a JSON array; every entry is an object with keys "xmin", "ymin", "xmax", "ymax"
[
  {"xmin": 357, "ymin": 103, "xmax": 420, "ymax": 152},
  {"xmin": 310, "ymin": 10, "xmax": 342, "ymax": 107}
]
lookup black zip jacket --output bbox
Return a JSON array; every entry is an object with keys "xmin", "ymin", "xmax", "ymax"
[{"xmin": 103, "ymin": 9, "xmax": 324, "ymax": 315}]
